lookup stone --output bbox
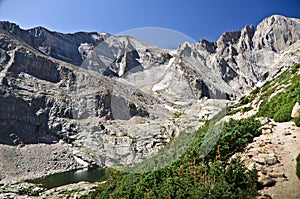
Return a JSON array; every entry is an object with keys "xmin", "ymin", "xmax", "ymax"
[
  {"xmin": 253, "ymin": 15, "xmax": 300, "ymax": 52},
  {"xmin": 268, "ymin": 172, "xmax": 286, "ymax": 178},
  {"xmin": 261, "ymin": 169, "xmax": 268, "ymax": 175},
  {"xmin": 260, "ymin": 177, "xmax": 276, "ymax": 187},
  {"xmin": 258, "ymin": 117, "xmax": 270, "ymax": 126},
  {"xmin": 253, "ymin": 157, "xmax": 266, "ymax": 165},
  {"xmin": 277, "ymin": 141, "xmax": 284, "ymax": 145},
  {"xmin": 283, "ymin": 131, "xmax": 292, "ymax": 136},
  {"xmin": 247, "ymin": 162, "xmax": 256, "ymax": 170},
  {"xmin": 262, "ymin": 128, "xmax": 272, "ymax": 135},
  {"xmin": 257, "ymin": 194, "xmax": 273, "ymax": 199},
  {"xmin": 31, "ymin": 187, "xmax": 44, "ymax": 196},
  {"xmin": 291, "ymin": 102, "xmax": 300, "ymax": 118},
  {"xmin": 264, "ymin": 139, "xmax": 272, "ymax": 144},
  {"xmin": 265, "ymin": 156, "xmax": 278, "ymax": 165}
]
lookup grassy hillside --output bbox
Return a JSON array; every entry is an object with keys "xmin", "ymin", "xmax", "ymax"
[
  {"xmin": 227, "ymin": 63, "xmax": 300, "ymax": 123},
  {"xmin": 257, "ymin": 64, "xmax": 300, "ymax": 122}
]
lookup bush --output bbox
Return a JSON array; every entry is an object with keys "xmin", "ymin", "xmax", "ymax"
[
  {"xmin": 296, "ymin": 153, "xmax": 300, "ymax": 180},
  {"xmin": 294, "ymin": 116, "xmax": 300, "ymax": 127},
  {"xmin": 173, "ymin": 112, "xmax": 184, "ymax": 118},
  {"xmin": 211, "ymin": 117, "xmax": 261, "ymax": 161},
  {"xmin": 241, "ymin": 106, "xmax": 253, "ymax": 113},
  {"xmin": 273, "ymin": 104, "xmax": 293, "ymax": 122},
  {"xmin": 240, "ymin": 96, "xmax": 250, "ymax": 105}
]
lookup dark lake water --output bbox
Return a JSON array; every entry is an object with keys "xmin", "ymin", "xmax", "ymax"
[{"xmin": 28, "ymin": 167, "xmax": 109, "ymax": 189}]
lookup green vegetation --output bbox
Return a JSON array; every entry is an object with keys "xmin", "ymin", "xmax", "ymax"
[
  {"xmin": 173, "ymin": 112, "xmax": 184, "ymax": 118},
  {"xmin": 227, "ymin": 63, "xmax": 300, "ymax": 120},
  {"xmin": 226, "ymin": 84, "xmax": 260, "ymax": 116},
  {"xmin": 226, "ymin": 106, "xmax": 253, "ymax": 115},
  {"xmin": 241, "ymin": 106, "xmax": 253, "ymax": 114},
  {"xmin": 273, "ymin": 103, "xmax": 293, "ymax": 122},
  {"xmin": 226, "ymin": 105, "xmax": 240, "ymax": 115},
  {"xmin": 256, "ymin": 64, "xmax": 300, "ymax": 122},
  {"xmin": 294, "ymin": 116, "xmax": 300, "ymax": 127},
  {"xmin": 296, "ymin": 153, "xmax": 300, "ymax": 180},
  {"xmin": 81, "ymin": 117, "xmax": 261, "ymax": 199}
]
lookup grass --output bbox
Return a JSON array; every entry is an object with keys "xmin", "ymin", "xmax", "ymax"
[
  {"xmin": 228, "ymin": 63, "xmax": 300, "ymax": 120},
  {"xmin": 173, "ymin": 112, "xmax": 184, "ymax": 118},
  {"xmin": 256, "ymin": 63, "xmax": 300, "ymax": 122}
]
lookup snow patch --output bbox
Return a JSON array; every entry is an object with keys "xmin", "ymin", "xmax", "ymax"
[
  {"xmin": 256, "ymin": 81, "xmax": 265, "ymax": 88},
  {"xmin": 169, "ymin": 50, "xmax": 178, "ymax": 56},
  {"xmin": 74, "ymin": 156, "xmax": 89, "ymax": 168},
  {"xmin": 167, "ymin": 57, "xmax": 175, "ymax": 68},
  {"xmin": 118, "ymin": 62, "xmax": 125, "ymax": 77},
  {"xmin": 152, "ymin": 72, "xmax": 174, "ymax": 91},
  {"xmin": 161, "ymin": 104, "xmax": 178, "ymax": 112},
  {"xmin": 99, "ymin": 32, "xmax": 107, "ymax": 36}
]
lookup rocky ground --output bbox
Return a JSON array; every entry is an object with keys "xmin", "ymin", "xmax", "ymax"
[
  {"xmin": 258, "ymin": 121, "xmax": 300, "ymax": 198},
  {"xmin": 0, "ymin": 181, "xmax": 101, "ymax": 199},
  {"xmin": 0, "ymin": 141, "xmax": 85, "ymax": 198},
  {"xmin": 0, "ymin": 141, "xmax": 81, "ymax": 183},
  {"xmin": 232, "ymin": 119, "xmax": 300, "ymax": 199}
]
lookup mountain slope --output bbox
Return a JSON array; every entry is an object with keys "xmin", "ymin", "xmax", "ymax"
[{"xmin": 0, "ymin": 15, "xmax": 300, "ymax": 169}]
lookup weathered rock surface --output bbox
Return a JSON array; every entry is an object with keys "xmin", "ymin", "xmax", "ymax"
[
  {"xmin": 0, "ymin": 142, "xmax": 80, "ymax": 183},
  {"xmin": 1, "ymin": 15, "xmax": 300, "ymax": 170},
  {"xmin": 0, "ymin": 23, "xmax": 178, "ymax": 169},
  {"xmin": 291, "ymin": 101, "xmax": 300, "ymax": 118}
]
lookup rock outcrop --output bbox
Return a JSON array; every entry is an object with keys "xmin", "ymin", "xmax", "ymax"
[
  {"xmin": 291, "ymin": 102, "xmax": 300, "ymax": 118},
  {"xmin": 1, "ymin": 15, "xmax": 300, "ymax": 168}
]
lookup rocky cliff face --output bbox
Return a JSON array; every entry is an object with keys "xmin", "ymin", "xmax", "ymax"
[
  {"xmin": 0, "ymin": 15, "xmax": 300, "ymax": 167},
  {"xmin": 169, "ymin": 15, "xmax": 300, "ymax": 101}
]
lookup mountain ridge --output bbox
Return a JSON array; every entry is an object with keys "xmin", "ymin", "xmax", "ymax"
[{"xmin": 0, "ymin": 14, "xmax": 300, "ymax": 168}]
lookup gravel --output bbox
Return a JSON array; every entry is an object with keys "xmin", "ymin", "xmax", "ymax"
[{"xmin": 0, "ymin": 142, "xmax": 81, "ymax": 183}]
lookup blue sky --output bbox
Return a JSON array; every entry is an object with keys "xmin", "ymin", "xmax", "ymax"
[{"xmin": 0, "ymin": 0, "xmax": 300, "ymax": 48}]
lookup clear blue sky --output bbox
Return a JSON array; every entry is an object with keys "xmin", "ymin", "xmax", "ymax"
[{"xmin": 0, "ymin": 0, "xmax": 300, "ymax": 43}]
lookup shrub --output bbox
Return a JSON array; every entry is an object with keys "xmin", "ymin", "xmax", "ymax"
[
  {"xmin": 273, "ymin": 104, "xmax": 293, "ymax": 122},
  {"xmin": 241, "ymin": 106, "xmax": 253, "ymax": 113},
  {"xmin": 173, "ymin": 112, "xmax": 184, "ymax": 118},
  {"xmin": 294, "ymin": 116, "xmax": 300, "ymax": 127},
  {"xmin": 239, "ymin": 96, "xmax": 250, "ymax": 105},
  {"xmin": 296, "ymin": 153, "xmax": 300, "ymax": 180}
]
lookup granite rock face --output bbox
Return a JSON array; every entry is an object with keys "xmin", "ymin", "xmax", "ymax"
[
  {"xmin": 253, "ymin": 15, "xmax": 300, "ymax": 52},
  {"xmin": 0, "ymin": 15, "xmax": 300, "ymax": 167},
  {"xmin": 0, "ymin": 21, "xmax": 108, "ymax": 66},
  {"xmin": 291, "ymin": 102, "xmax": 300, "ymax": 118}
]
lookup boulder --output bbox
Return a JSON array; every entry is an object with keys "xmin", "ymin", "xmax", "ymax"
[
  {"xmin": 260, "ymin": 177, "xmax": 276, "ymax": 187},
  {"xmin": 291, "ymin": 102, "xmax": 300, "ymax": 118},
  {"xmin": 265, "ymin": 156, "xmax": 278, "ymax": 166}
]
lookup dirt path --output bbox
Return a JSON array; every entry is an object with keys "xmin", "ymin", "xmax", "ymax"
[{"xmin": 261, "ymin": 122, "xmax": 300, "ymax": 198}]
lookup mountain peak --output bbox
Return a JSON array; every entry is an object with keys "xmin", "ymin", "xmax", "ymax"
[
  {"xmin": 253, "ymin": 14, "xmax": 300, "ymax": 52},
  {"xmin": 1, "ymin": 15, "xmax": 300, "ymax": 169}
]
